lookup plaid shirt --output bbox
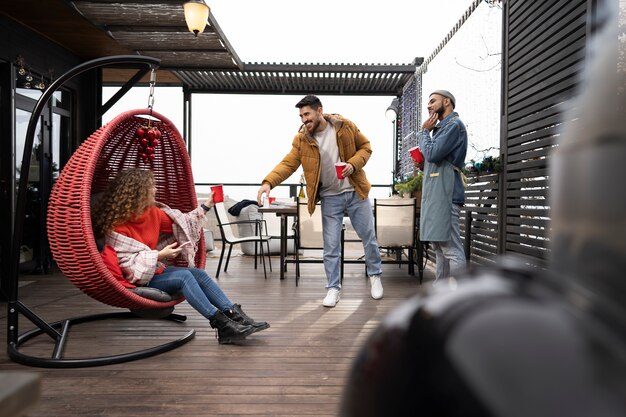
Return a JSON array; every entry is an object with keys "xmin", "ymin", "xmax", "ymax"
[{"xmin": 105, "ymin": 203, "xmax": 205, "ymax": 285}]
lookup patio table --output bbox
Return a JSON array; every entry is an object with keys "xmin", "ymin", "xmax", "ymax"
[{"xmin": 258, "ymin": 204, "xmax": 297, "ymax": 280}]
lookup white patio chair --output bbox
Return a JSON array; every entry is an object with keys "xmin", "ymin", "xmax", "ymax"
[
  {"xmin": 213, "ymin": 202, "xmax": 272, "ymax": 279},
  {"xmin": 374, "ymin": 197, "xmax": 417, "ymax": 275}
]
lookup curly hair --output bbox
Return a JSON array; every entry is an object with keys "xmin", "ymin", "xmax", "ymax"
[{"xmin": 91, "ymin": 169, "xmax": 155, "ymax": 237}]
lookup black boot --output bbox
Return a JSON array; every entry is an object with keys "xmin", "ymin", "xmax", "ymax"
[
  {"xmin": 209, "ymin": 310, "xmax": 256, "ymax": 344},
  {"xmin": 226, "ymin": 304, "xmax": 270, "ymax": 332}
]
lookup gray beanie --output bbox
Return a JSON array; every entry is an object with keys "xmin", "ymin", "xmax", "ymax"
[{"xmin": 430, "ymin": 90, "xmax": 456, "ymax": 108}]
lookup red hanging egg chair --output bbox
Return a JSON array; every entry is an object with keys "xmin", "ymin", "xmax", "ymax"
[
  {"xmin": 48, "ymin": 108, "xmax": 206, "ymax": 311},
  {"xmin": 22, "ymin": 107, "xmax": 204, "ymax": 367}
]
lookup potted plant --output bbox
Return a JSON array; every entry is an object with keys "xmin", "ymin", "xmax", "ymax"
[
  {"xmin": 464, "ymin": 155, "xmax": 501, "ymax": 176},
  {"xmin": 394, "ymin": 171, "xmax": 423, "ymax": 204}
]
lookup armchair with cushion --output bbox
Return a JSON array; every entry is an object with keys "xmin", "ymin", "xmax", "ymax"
[
  {"xmin": 373, "ymin": 197, "xmax": 419, "ymax": 278},
  {"xmin": 293, "ymin": 197, "xmax": 344, "ymax": 286}
]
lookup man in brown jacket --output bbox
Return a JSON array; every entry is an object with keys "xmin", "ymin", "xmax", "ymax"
[{"xmin": 257, "ymin": 95, "xmax": 383, "ymax": 307}]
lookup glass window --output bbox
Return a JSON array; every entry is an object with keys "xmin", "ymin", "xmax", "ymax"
[
  {"xmin": 15, "ymin": 109, "xmax": 42, "ymax": 187},
  {"xmin": 16, "ymin": 88, "xmax": 42, "ymax": 101},
  {"xmin": 51, "ymin": 91, "xmax": 70, "ymax": 109}
]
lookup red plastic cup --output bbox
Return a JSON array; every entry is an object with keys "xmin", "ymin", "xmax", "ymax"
[
  {"xmin": 269, "ymin": 197, "xmax": 276, "ymax": 204},
  {"xmin": 408, "ymin": 146, "xmax": 424, "ymax": 165},
  {"xmin": 210, "ymin": 185, "xmax": 224, "ymax": 203},
  {"xmin": 335, "ymin": 162, "xmax": 347, "ymax": 179}
]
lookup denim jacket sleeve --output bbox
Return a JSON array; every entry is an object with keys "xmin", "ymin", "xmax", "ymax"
[{"xmin": 418, "ymin": 121, "xmax": 464, "ymax": 165}]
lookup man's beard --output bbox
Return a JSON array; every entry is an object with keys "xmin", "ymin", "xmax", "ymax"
[{"xmin": 306, "ymin": 118, "xmax": 320, "ymax": 133}]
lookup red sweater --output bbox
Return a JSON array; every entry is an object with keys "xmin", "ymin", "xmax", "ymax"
[{"xmin": 114, "ymin": 206, "xmax": 173, "ymax": 249}]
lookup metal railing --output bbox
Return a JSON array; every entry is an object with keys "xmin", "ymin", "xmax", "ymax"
[{"xmin": 194, "ymin": 182, "xmax": 395, "ymax": 201}]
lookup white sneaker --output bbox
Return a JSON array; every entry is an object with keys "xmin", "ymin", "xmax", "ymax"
[
  {"xmin": 369, "ymin": 275, "xmax": 383, "ymax": 300},
  {"xmin": 322, "ymin": 288, "xmax": 341, "ymax": 307}
]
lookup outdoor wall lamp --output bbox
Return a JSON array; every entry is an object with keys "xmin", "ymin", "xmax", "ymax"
[
  {"xmin": 386, "ymin": 97, "xmax": 400, "ymax": 189},
  {"xmin": 183, "ymin": 0, "xmax": 209, "ymax": 37},
  {"xmin": 385, "ymin": 98, "xmax": 399, "ymax": 121}
]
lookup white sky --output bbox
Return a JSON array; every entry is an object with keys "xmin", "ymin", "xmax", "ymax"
[
  {"xmin": 211, "ymin": 0, "xmax": 473, "ymax": 64},
  {"xmin": 103, "ymin": 0, "xmax": 502, "ymax": 200}
]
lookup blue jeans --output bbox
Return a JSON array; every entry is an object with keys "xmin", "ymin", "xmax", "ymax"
[
  {"xmin": 148, "ymin": 266, "xmax": 233, "ymax": 319},
  {"xmin": 432, "ymin": 204, "xmax": 466, "ymax": 281},
  {"xmin": 321, "ymin": 191, "xmax": 382, "ymax": 289}
]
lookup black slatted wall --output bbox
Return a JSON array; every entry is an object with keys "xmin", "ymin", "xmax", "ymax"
[
  {"xmin": 499, "ymin": 0, "xmax": 589, "ymax": 267},
  {"xmin": 462, "ymin": 173, "xmax": 500, "ymax": 265}
]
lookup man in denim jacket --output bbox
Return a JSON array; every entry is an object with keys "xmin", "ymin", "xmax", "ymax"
[{"xmin": 419, "ymin": 90, "xmax": 468, "ymax": 285}]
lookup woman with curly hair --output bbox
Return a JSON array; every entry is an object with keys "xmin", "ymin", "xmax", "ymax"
[{"xmin": 91, "ymin": 168, "xmax": 269, "ymax": 344}]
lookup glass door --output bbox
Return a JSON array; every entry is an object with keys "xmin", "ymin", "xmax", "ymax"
[{"xmin": 15, "ymin": 88, "xmax": 71, "ymax": 274}]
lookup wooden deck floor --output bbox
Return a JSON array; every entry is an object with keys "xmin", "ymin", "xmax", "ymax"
[{"xmin": 1, "ymin": 247, "xmax": 433, "ymax": 416}]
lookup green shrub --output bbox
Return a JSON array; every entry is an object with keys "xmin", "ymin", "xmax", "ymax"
[{"xmin": 394, "ymin": 172, "xmax": 423, "ymax": 196}]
